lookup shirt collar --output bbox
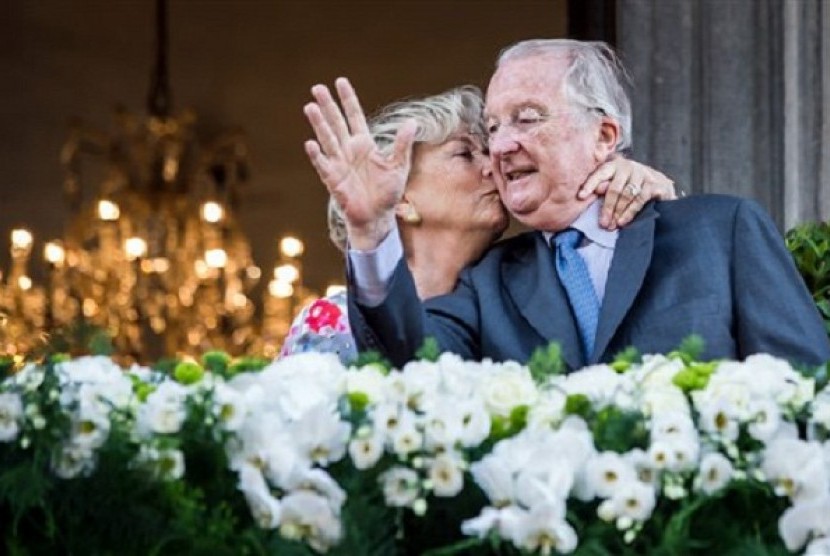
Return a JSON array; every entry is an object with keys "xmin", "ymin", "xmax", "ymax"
[{"xmin": 543, "ymin": 200, "xmax": 618, "ymax": 249}]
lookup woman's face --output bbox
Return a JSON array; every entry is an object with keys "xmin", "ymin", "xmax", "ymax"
[{"xmin": 404, "ymin": 132, "xmax": 508, "ymax": 241}]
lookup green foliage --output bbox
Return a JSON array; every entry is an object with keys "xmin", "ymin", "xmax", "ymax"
[
  {"xmin": 786, "ymin": 220, "xmax": 830, "ymax": 336},
  {"xmin": 415, "ymin": 337, "xmax": 441, "ymax": 362},
  {"xmin": 667, "ymin": 334, "xmax": 705, "ymax": 365},
  {"xmin": 227, "ymin": 355, "xmax": 270, "ymax": 375},
  {"xmin": 528, "ymin": 341, "xmax": 564, "ymax": 381},
  {"xmin": 173, "ymin": 361, "xmax": 205, "ymax": 385},
  {"xmin": 201, "ymin": 350, "xmax": 232, "ymax": 374},
  {"xmin": 353, "ymin": 351, "xmax": 391, "ymax": 373},
  {"xmin": 610, "ymin": 346, "xmax": 640, "ymax": 373}
]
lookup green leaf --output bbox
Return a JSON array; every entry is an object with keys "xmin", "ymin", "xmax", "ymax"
[
  {"xmin": 415, "ymin": 337, "xmax": 441, "ymax": 362},
  {"xmin": 528, "ymin": 341, "xmax": 564, "ymax": 381},
  {"xmin": 353, "ymin": 351, "xmax": 392, "ymax": 373}
]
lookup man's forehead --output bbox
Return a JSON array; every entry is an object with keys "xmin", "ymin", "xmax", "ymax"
[{"xmin": 485, "ymin": 68, "xmax": 567, "ymax": 116}]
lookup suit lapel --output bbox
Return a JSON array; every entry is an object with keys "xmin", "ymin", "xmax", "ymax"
[
  {"xmin": 503, "ymin": 232, "xmax": 584, "ymax": 370},
  {"xmin": 591, "ymin": 204, "xmax": 658, "ymax": 362}
]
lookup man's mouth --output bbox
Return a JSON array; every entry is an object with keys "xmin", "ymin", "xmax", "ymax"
[{"xmin": 505, "ymin": 169, "xmax": 536, "ymax": 183}]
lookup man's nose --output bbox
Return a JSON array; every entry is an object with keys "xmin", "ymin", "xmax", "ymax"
[{"xmin": 488, "ymin": 129, "xmax": 520, "ymax": 157}]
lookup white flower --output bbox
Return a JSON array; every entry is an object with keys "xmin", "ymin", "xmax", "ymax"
[
  {"xmin": 510, "ymin": 503, "xmax": 578, "ymax": 555},
  {"xmin": 697, "ymin": 399, "xmax": 739, "ymax": 442},
  {"xmin": 556, "ymin": 364, "xmax": 633, "ymax": 409},
  {"xmin": 428, "ymin": 453, "xmax": 465, "ymax": 497},
  {"xmin": 515, "ymin": 459, "xmax": 574, "ymax": 509},
  {"xmin": 641, "ymin": 385, "xmax": 690, "ymax": 416},
  {"xmin": 136, "ymin": 381, "xmax": 188, "ymax": 436},
  {"xmin": 650, "ymin": 411, "xmax": 696, "ymax": 441},
  {"xmin": 747, "ymin": 398, "xmax": 782, "ymax": 442},
  {"xmin": 258, "ymin": 352, "xmax": 346, "ymax": 420},
  {"xmin": 778, "ymin": 497, "xmax": 830, "ymax": 551},
  {"xmin": 69, "ymin": 413, "xmax": 111, "ymax": 450},
  {"xmin": 607, "ymin": 480, "xmax": 656, "ymax": 521},
  {"xmin": 389, "ymin": 418, "xmax": 423, "ymax": 457},
  {"xmin": 286, "ymin": 468, "xmax": 346, "ymax": 511},
  {"xmin": 625, "ymin": 449, "xmax": 659, "ymax": 487},
  {"xmin": 280, "ymin": 491, "xmax": 343, "ymax": 553},
  {"xmin": 696, "ymin": 452, "xmax": 734, "ymax": 494},
  {"xmin": 456, "ymin": 399, "xmax": 491, "ymax": 448},
  {"xmin": 585, "ymin": 452, "xmax": 636, "ymax": 499},
  {"xmin": 290, "ymin": 403, "xmax": 351, "ymax": 465},
  {"xmin": 348, "ymin": 432, "xmax": 384, "ymax": 470},
  {"xmin": 806, "ymin": 536, "xmax": 830, "ymax": 555},
  {"xmin": 345, "ymin": 366, "xmax": 387, "ymax": 405},
  {"xmin": 157, "ymin": 448, "xmax": 185, "ymax": 480},
  {"xmin": 647, "ymin": 440, "xmax": 677, "ymax": 471},
  {"xmin": 237, "ymin": 463, "xmax": 282, "ymax": 529},
  {"xmin": 526, "ymin": 389, "xmax": 567, "ymax": 430},
  {"xmin": 51, "ymin": 443, "xmax": 96, "ymax": 479},
  {"xmin": 380, "ymin": 466, "xmax": 420, "ymax": 507},
  {"xmin": 478, "ymin": 367, "xmax": 538, "ymax": 417},
  {"xmin": 763, "ymin": 437, "xmax": 829, "ymax": 502},
  {"xmin": 212, "ymin": 382, "xmax": 246, "ymax": 431},
  {"xmin": 471, "ymin": 454, "xmax": 517, "ymax": 507},
  {"xmin": 0, "ymin": 392, "xmax": 24, "ymax": 442},
  {"xmin": 422, "ymin": 401, "xmax": 463, "ymax": 451}
]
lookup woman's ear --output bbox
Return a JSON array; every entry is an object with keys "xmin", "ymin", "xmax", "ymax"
[
  {"xmin": 594, "ymin": 116, "xmax": 620, "ymax": 162},
  {"xmin": 394, "ymin": 198, "xmax": 422, "ymax": 225}
]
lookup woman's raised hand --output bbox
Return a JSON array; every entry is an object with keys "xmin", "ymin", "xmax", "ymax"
[{"xmin": 304, "ymin": 78, "xmax": 417, "ymax": 250}]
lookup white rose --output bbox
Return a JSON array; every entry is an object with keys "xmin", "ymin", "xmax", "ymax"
[{"xmin": 479, "ymin": 369, "xmax": 538, "ymax": 417}]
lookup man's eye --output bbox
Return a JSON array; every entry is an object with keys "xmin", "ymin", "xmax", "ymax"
[{"xmin": 455, "ymin": 149, "xmax": 474, "ymax": 160}]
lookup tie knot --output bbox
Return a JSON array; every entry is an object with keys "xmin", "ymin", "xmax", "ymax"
[{"xmin": 553, "ymin": 228, "xmax": 583, "ymax": 250}]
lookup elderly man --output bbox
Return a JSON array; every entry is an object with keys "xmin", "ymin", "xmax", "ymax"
[{"xmin": 317, "ymin": 39, "xmax": 830, "ymax": 371}]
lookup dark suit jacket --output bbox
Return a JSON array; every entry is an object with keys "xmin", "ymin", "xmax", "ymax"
[{"xmin": 349, "ymin": 195, "xmax": 830, "ymax": 371}]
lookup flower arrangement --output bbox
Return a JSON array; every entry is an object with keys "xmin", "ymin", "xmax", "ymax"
[{"xmin": 1, "ymin": 342, "xmax": 830, "ymax": 555}]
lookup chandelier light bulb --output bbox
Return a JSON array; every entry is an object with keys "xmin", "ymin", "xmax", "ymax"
[
  {"xmin": 43, "ymin": 241, "xmax": 66, "ymax": 265},
  {"xmin": 205, "ymin": 248, "xmax": 228, "ymax": 269},
  {"xmin": 280, "ymin": 236, "xmax": 304, "ymax": 258},
  {"xmin": 201, "ymin": 201, "xmax": 224, "ymax": 223},
  {"xmin": 125, "ymin": 237, "xmax": 148, "ymax": 260},
  {"xmin": 11, "ymin": 228, "xmax": 33, "ymax": 250},
  {"xmin": 274, "ymin": 263, "xmax": 300, "ymax": 284},
  {"xmin": 17, "ymin": 275, "xmax": 32, "ymax": 291},
  {"xmin": 268, "ymin": 279, "xmax": 294, "ymax": 298},
  {"xmin": 97, "ymin": 199, "xmax": 120, "ymax": 221}
]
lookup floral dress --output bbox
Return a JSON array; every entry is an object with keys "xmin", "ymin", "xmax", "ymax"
[{"xmin": 279, "ymin": 290, "xmax": 357, "ymax": 364}]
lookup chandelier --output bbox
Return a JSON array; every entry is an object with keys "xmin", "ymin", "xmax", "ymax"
[{"xmin": 0, "ymin": 0, "xmax": 318, "ymax": 361}]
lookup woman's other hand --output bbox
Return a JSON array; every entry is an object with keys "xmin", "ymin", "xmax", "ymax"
[{"xmin": 577, "ymin": 156, "xmax": 677, "ymax": 230}]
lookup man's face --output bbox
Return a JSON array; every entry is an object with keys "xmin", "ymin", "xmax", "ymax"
[{"xmin": 485, "ymin": 53, "xmax": 603, "ymax": 230}]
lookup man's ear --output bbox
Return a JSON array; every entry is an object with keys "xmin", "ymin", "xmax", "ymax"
[{"xmin": 594, "ymin": 117, "xmax": 620, "ymax": 162}]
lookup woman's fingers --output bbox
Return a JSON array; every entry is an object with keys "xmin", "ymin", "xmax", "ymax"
[
  {"xmin": 578, "ymin": 163, "xmax": 615, "ymax": 200},
  {"xmin": 311, "ymin": 84, "xmax": 351, "ymax": 146},
  {"xmin": 304, "ymin": 140, "xmax": 334, "ymax": 186},
  {"xmin": 303, "ymin": 102, "xmax": 341, "ymax": 159},
  {"xmin": 336, "ymin": 77, "xmax": 370, "ymax": 136},
  {"xmin": 600, "ymin": 166, "xmax": 632, "ymax": 229}
]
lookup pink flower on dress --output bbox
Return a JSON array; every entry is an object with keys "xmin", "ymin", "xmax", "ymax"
[{"xmin": 305, "ymin": 299, "xmax": 344, "ymax": 332}]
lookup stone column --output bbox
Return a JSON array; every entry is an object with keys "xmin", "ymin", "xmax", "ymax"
[{"xmin": 617, "ymin": 0, "xmax": 829, "ymax": 229}]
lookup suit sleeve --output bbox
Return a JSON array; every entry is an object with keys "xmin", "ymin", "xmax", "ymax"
[
  {"xmin": 731, "ymin": 199, "xmax": 830, "ymax": 366},
  {"xmin": 347, "ymin": 258, "xmax": 481, "ymax": 368}
]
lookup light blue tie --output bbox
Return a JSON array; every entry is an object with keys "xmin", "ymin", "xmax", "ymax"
[{"xmin": 553, "ymin": 229, "xmax": 600, "ymax": 360}]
